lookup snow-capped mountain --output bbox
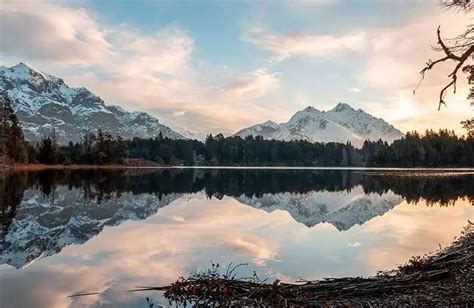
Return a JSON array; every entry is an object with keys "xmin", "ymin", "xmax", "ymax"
[
  {"xmin": 233, "ymin": 104, "xmax": 404, "ymax": 148},
  {"xmin": 0, "ymin": 186, "xmax": 185, "ymax": 269},
  {"xmin": 0, "ymin": 63, "xmax": 185, "ymax": 143},
  {"xmin": 236, "ymin": 187, "xmax": 403, "ymax": 231},
  {"xmin": 180, "ymin": 130, "xmax": 208, "ymax": 142},
  {"xmin": 233, "ymin": 120, "xmax": 281, "ymax": 140}
]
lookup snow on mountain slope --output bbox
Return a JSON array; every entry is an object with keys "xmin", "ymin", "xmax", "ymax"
[
  {"xmin": 233, "ymin": 104, "xmax": 404, "ymax": 148},
  {"xmin": 236, "ymin": 187, "xmax": 403, "ymax": 231},
  {"xmin": 276, "ymin": 106, "xmax": 365, "ymax": 146},
  {"xmin": 233, "ymin": 120, "xmax": 281, "ymax": 140},
  {"xmin": 180, "ymin": 130, "xmax": 208, "ymax": 142},
  {"xmin": 0, "ymin": 63, "xmax": 185, "ymax": 143},
  {"xmin": 326, "ymin": 103, "xmax": 403, "ymax": 143}
]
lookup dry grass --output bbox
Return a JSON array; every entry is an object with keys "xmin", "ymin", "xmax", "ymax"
[{"xmin": 135, "ymin": 221, "xmax": 474, "ymax": 307}]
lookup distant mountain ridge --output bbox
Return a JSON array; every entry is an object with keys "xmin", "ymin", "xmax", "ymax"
[
  {"xmin": 233, "ymin": 104, "xmax": 404, "ymax": 147},
  {"xmin": 0, "ymin": 63, "xmax": 404, "ymax": 146},
  {"xmin": 0, "ymin": 63, "xmax": 185, "ymax": 143}
]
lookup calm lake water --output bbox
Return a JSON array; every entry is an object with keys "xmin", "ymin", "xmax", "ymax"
[{"xmin": 0, "ymin": 168, "xmax": 473, "ymax": 307}]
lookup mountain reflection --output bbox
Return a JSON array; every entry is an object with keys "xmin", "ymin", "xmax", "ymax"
[{"xmin": 0, "ymin": 169, "xmax": 472, "ymax": 268}]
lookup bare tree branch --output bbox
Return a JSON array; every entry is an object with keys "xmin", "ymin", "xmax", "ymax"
[
  {"xmin": 415, "ymin": 26, "xmax": 474, "ymax": 110},
  {"xmin": 440, "ymin": 0, "xmax": 474, "ymax": 11}
]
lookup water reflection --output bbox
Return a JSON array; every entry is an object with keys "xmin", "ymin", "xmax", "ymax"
[{"xmin": 0, "ymin": 169, "xmax": 473, "ymax": 307}]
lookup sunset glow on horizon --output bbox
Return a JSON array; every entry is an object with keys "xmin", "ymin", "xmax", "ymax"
[{"xmin": 1, "ymin": 0, "xmax": 472, "ymax": 135}]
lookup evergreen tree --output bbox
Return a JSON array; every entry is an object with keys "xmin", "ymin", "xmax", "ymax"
[
  {"xmin": 461, "ymin": 118, "xmax": 474, "ymax": 139},
  {"xmin": 37, "ymin": 136, "xmax": 59, "ymax": 164},
  {"xmin": 0, "ymin": 92, "xmax": 28, "ymax": 164}
]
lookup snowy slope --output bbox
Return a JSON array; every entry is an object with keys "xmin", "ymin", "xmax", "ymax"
[
  {"xmin": 233, "ymin": 120, "xmax": 280, "ymax": 140},
  {"xmin": 233, "ymin": 104, "xmax": 404, "ymax": 148},
  {"xmin": 276, "ymin": 106, "xmax": 365, "ymax": 146},
  {"xmin": 326, "ymin": 103, "xmax": 403, "ymax": 143},
  {"xmin": 180, "ymin": 130, "xmax": 208, "ymax": 142},
  {"xmin": 236, "ymin": 187, "xmax": 403, "ymax": 231},
  {"xmin": 0, "ymin": 63, "xmax": 185, "ymax": 143}
]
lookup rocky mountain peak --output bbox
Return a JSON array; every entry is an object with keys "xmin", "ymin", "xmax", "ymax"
[
  {"xmin": 302, "ymin": 106, "xmax": 321, "ymax": 113},
  {"xmin": 0, "ymin": 63, "xmax": 185, "ymax": 143},
  {"xmin": 332, "ymin": 102, "xmax": 354, "ymax": 113},
  {"xmin": 262, "ymin": 120, "xmax": 279, "ymax": 128},
  {"xmin": 233, "ymin": 103, "xmax": 404, "ymax": 147}
]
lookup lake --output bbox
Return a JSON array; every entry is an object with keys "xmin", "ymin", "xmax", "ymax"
[{"xmin": 0, "ymin": 168, "xmax": 473, "ymax": 307}]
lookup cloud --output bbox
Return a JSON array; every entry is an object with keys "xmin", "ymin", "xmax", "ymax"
[
  {"xmin": 358, "ymin": 7, "xmax": 473, "ymax": 133},
  {"xmin": 244, "ymin": 27, "xmax": 366, "ymax": 62},
  {"xmin": 241, "ymin": 6, "xmax": 472, "ymax": 134},
  {"xmin": 0, "ymin": 0, "xmax": 195, "ymax": 107},
  {"xmin": 1, "ymin": 0, "xmax": 470, "ymax": 135},
  {"xmin": 0, "ymin": 0, "xmax": 193, "ymax": 73},
  {"xmin": 222, "ymin": 68, "xmax": 279, "ymax": 99},
  {"xmin": 347, "ymin": 87, "xmax": 361, "ymax": 93},
  {"xmin": 0, "ymin": 0, "xmax": 112, "ymax": 66},
  {"xmin": 172, "ymin": 110, "xmax": 186, "ymax": 117},
  {"xmin": 361, "ymin": 10, "xmax": 470, "ymax": 89},
  {"xmin": 106, "ymin": 26, "xmax": 194, "ymax": 77},
  {"xmin": 0, "ymin": 0, "xmax": 288, "ymax": 135}
]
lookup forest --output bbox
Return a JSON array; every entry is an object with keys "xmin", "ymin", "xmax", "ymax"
[{"xmin": 1, "ymin": 94, "xmax": 473, "ymax": 167}]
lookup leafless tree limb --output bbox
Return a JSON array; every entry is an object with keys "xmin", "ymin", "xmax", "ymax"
[
  {"xmin": 415, "ymin": 26, "xmax": 474, "ymax": 110},
  {"xmin": 440, "ymin": 0, "xmax": 474, "ymax": 11}
]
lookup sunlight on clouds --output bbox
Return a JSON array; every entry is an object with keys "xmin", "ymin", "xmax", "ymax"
[
  {"xmin": 0, "ymin": 0, "xmax": 284, "ymax": 135},
  {"xmin": 243, "ymin": 6, "xmax": 472, "ymax": 134},
  {"xmin": 363, "ymin": 9, "xmax": 471, "ymax": 89},
  {"xmin": 359, "ymin": 7, "xmax": 473, "ymax": 133},
  {"xmin": 222, "ymin": 68, "xmax": 280, "ymax": 99},
  {"xmin": 0, "ymin": 0, "xmax": 472, "ymax": 135},
  {"xmin": 347, "ymin": 87, "xmax": 361, "ymax": 93},
  {"xmin": 244, "ymin": 28, "xmax": 366, "ymax": 62},
  {"xmin": 0, "ymin": 0, "xmax": 112, "ymax": 65},
  {"xmin": 107, "ymin": 26, "xmax": 194, "ymax": 77}
]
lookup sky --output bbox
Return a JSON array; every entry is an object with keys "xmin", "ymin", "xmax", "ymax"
[{"xmin": 0, "ymin": 0, "xmax": 473, "ymax": 136}]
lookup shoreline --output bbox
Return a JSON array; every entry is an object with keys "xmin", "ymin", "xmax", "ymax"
[
  {"xmin": 8, "ymin": 164, "xmax": 139, "ymax": 170},
  {"xmin": 135, "ymin": 222, "xmax": 474, "ymax": 306},
  {"xmin": 3, "ymin": 164, "xmax": 474, "ymax": 172}
]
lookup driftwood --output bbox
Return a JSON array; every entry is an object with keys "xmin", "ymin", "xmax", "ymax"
[{"xmin": 134, "ymin": 221, "xmax": 474, "ymax": 307}]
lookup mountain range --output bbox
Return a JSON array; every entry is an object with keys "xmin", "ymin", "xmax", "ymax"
[
  {"xmin": 233, "ymin": 104, "xmax": 404, "ymax": 148},
  {"xmin": 0, "ymin": 63, "xmax": 184, "ymax": 143},
  {"xmin": 0, "ymin": 63, "xmax": 404, "ymax": 145}
]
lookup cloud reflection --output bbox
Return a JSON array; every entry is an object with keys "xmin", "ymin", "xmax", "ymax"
[{"xmin": 0, "ymin": 192, "xmax": 472, "ymax": 307}]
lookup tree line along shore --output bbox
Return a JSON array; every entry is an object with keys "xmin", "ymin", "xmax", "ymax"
[{"xmin": 1, "ymin": 94, "xmax": 474, "ymax": 168}]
